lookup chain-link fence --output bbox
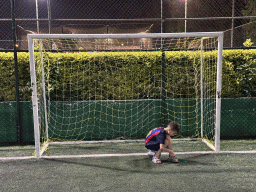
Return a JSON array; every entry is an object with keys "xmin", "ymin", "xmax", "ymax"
[
  {"xmin": 0, "ymin": 0, "xmax": 256, "ymax": 144},
  {"xmin": 1, "ymin": 0, "xmax": 256, "ymax": 50}
]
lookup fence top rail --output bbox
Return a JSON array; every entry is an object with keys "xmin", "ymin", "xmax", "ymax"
[
  {"xmin": 27, "ymin": 32, "xmax": 224, "ymax": 40},
  {"xmin": 2, "ymin": 15, "xmax": 256, "ymax": 21}
]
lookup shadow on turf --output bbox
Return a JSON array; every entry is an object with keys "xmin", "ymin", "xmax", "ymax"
[
  {"xmin": 42, "ymin": 154, "xmax": 216, "ymax": 174},
  {"xmin": 161, "ymin": 154, "xmax": 217, "ymax": 166},
  {"xmin": 48, "ymin": 145, "xmax": 139, "ymax": 154},
  {"xmin": 52, "ymin": 145, "xmax": 102, "ymax": 150},
  {"xmin": 43, "ymin": 157, "xmax": 153, "ymax": 173}
]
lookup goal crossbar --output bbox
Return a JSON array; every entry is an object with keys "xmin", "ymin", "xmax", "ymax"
[{"xmin": 27, "ymin": 32, "xmax": 224, "ymax": 40}]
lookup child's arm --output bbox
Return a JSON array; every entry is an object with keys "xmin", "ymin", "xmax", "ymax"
[
  {"xmin": 156, "ymin": 136, "xmax": 175, "ymax": 157},
  {"xmin": 165, "ymin": 135, "xmax": 172, "ymax": 150},
  {"xmin": 156, "ymin": 144, "xmax": 175, "ymax": 157}
]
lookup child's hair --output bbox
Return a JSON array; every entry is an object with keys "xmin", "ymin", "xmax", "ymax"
[{"xmin": 168, "ymin": 121, "xmax": 180, "ymax": 133}]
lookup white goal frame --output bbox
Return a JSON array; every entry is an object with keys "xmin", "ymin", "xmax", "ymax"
[{"xmin": 28, "ymin": 32, "xmax": 223, "ymax": 158}]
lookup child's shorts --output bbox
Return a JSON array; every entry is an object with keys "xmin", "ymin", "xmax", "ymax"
[
  {"xmin": 145, "ymin": 144, "xmax": 160, "ymax": 151},
  {"xmin": 146, "ymin": 144, "xmax": 160, "ymax": 158}
]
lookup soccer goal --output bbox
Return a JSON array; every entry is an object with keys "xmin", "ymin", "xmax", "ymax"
[{"xmin": 28, "ymin": 32, "xmax": 223, "ymax": 158}]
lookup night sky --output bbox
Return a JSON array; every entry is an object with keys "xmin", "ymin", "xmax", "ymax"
[
  {"xmin": 0, "ymin": 0, "xmax": 248, "ymax": 49},
  {"xmin": 1, "ymin": 0, "xmax": 159, "ymax": 19},
  {"xmin": 0, "ymin": 0, "xmax": 247, "ymax": 20}
]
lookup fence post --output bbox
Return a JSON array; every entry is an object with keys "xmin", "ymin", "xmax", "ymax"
[
  {"xmin": 11, "ymin": 0, "xmax": 22, "ymax": 143},
  {"xmin": 161, "ymin": 0, "xmax": 167, "ymax": 127},
  {"xmin": 47, "ymin": 0, "xmax": 51, "ymax": 34}
]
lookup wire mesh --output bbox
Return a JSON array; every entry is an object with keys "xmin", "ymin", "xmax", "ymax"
[
  {"xmin": 1, "ymin": 0, "xmax": 256, "ymax": 50},
  {"xmin": 0, "ymin": 0, "xmax": 255, "ymax": 144}
]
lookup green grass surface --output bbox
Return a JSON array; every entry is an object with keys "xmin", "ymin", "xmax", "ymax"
[
  {"xmin": 1, "ymin": 153, "xmax": 256, "ymax": 192},
  {"xmin": 1, "ymin": 140, "xmax": 256, "ymax": 191},
  {"xmin": 0, "ymin": 145, "xmax": 34, "ymax": 157},
  {"xmin": 43, "ymin": 140, "xmax": 211, "ymax": 156},
  {"xmin": 221, "ymin": 139, "xmax": 256, "ymax": 151},
  {"xmin": 42, "ymin": 139, "xmax": 256, "ymax": 156}
]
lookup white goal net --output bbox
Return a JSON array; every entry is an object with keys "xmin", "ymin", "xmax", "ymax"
[{"xmin": 28, "ymin": 32, "xmax": 223, "ymax": 158}]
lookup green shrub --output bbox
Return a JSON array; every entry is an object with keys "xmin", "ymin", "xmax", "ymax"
[
  {"xmin": 1, "ymin": 50, "xmax": 256, "ymax": 101},
  {"xmin": 0, "ymin": 52, "xmax": 31, "ymax": 101},
  {"xmin": 0, "ymin": 52, "xmax": 16, "ymax": 101},
  {"xmin": 43, "ymin": 51, "xmax": 162, "ymax": 100},
  {"xmin": 223, "ymin": 50, "xmax": 256, "ymax": 97}
]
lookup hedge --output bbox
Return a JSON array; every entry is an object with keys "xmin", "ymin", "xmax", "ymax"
[{"xmin": 0, "ymin": 50, "xmax": 256, "ymax": 101}]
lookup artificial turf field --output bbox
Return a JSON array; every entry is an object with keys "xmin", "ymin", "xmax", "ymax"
[{"xmin": 1, "ymin": 140, "xmax": 256, "ymax": 192}]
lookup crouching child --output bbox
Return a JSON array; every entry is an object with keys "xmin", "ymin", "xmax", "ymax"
[{"xmin": 145, "ymin": 121, "xmax": 180, "ymax": 164}]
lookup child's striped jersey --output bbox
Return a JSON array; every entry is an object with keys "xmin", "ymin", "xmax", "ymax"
[{"xmin": 145, "ymin": 127, "xmax": 166, "ymax": 150}]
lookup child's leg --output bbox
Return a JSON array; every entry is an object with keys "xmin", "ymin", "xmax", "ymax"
[
  {"xmin": 146, "ymin": 145, "xmax": 159, "ymax": 159},
  {"xmin": 147, "ymin": 149, "xmax": 156, "ymax": 159},
  {"xmin": 167, "ymin": 156, "xmax": 179, "ymax": 163},
  {"xmin": 146, "ymin": 145, "xmax": 162, "ymax": 163},
  {"xmin": 155, "ymin": 141, "xmax": 170, "ymax": 158},
  {"xmin": 152, "ymin": 155, "xmax": 161, "ymax": 164},
  {"xmin": 150, "ymin": 147, "xmax": 162, "ymax": 164},
  {"xmin": 155, "ymin": 148, "xmax": 163, "ymax": 159}
]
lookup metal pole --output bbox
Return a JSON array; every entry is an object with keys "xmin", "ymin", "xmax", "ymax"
[
  {"xmin": 184, "ymin": 0, "xmax": 188, "ymax": 48},
  {"xmin": 28, "ymin": 35, "xmax": 41, "ymax": 158},
  {"xmin": 36, "ymin": 0, "xmax": 39, "ymax": 33},
  {"xmin": 11, "ymin": 0, "xmax": 22, "ymax": 144},
  {"xmin": 39, "ymin": 43, "xmax": 49, "ymax": 141},
  {"xmin": 161, "ymin": 0, "xmax": 166, "ymax": 127},
  {"xmin": 215, "ymin": 33, "xmax": 224, "ymax": 152},
  {"xmin": 185, "ymin": 0, "xmax": 187, "ymax": 33},
  {"xmin": 47, "ymin": 0, "xmax": 51, "ymax": 34},
  {"xmin": 231, "ymin": 0, "xmax": 235, "ymax": 48},
  {"xmin": 200, "ymin": 39, "xmax": 204, "ymax": 138},
  {"xmin": 161, "ymin": 0, "xmax": 165, "ymax": 34}
]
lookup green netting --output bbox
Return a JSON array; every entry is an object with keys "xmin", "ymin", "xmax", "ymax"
[{"xmin": 221, "ymin": 98, "xmax": 256, "ymax": 139}]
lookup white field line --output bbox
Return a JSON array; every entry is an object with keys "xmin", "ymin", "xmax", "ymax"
[
  {"xmin": 49, "ymin": 140, "xmax": 145, "ymax": 145},
  {"xmin": 1, "ymin": 150, "xmax": 256, "ymax": 161},
  {"xmin": 0, "ymin": 156, "xmax": 36, "ymax": 160},
  {"xmin": 49, "ymin": 138, "xmax": 196, "ymax": 145},
  {"xmin": 202, "ymin": 139, "xmax": 216, "ymax": 151},
  {"xmin": 40, "ymin": 142, "xmax": 49, "ymax": 156}
]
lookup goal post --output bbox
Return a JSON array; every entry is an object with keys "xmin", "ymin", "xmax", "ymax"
[
  {"xmin": 28, "ymin": 32, "xmax": 223, "ymax": 158},
  {"xmin": 215, "ymin": 33, "xmax": 224, "ymax": 152}
]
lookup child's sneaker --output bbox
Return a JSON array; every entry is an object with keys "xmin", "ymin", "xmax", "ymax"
[
  {"xmin": 152, "ymin": 156, "xmax": 161, "ymax": 164},
  {"xmin": 147, "ymin": 150, "xmax": 156, "ymax": 159},
  {"xmin": 167, "ymin": 156, "xmax": 179, "ymax": 163}
]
